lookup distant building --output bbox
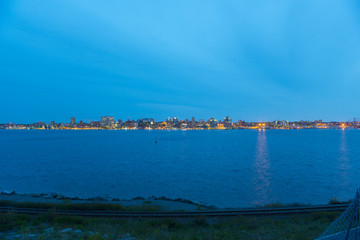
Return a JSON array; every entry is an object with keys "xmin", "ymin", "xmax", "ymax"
[
  {"xmin": 173, "ymin": 117, "xmax": 179, "ymax": 125},
  {"xmin": 273, "ymin": 120, "xmax": 289, "ymax": 128},
  {"xmin": 223, "ymin": 116, "xmax": 232, "ymax": 129},
  {"xmin": 143, "ymin": 118, "xmax": 155, "ymax": 124},
  {"xmin": 101, "ymin": 116, "xmax": 115, "ymax": 128},
  {"xmin": 209, "ymin": 118, "xmax": 218, "ymax": 128},
  {"xmin": 166, "ymin": 117, "xmax": 179, "ymax": 128},
  {"xmin": 70, "ymin": 117, "xmax": 76, "ymax": 125},
  {"xmin": 190, "ymin": 117, "xmax": 195, "ymax": 127},
  {"xmin": 116, "ymin": 119, "xmax": 123, "ymax": 129},
  {"xmin": 90, "ymin": 121, "xmax": 101, "ymax": 128},
  {"xmin": 124, "ymin": 119, "xmax": 136, "ymax": 129},
  {"xmin": 136, "ymin": 118, "xmax": 155, "ymax": 129},
  {"xmin": 353, "ymin": 118, "xmax": 359, "ymax": 127},
  {"xmin": 166, "ymin": 117, "xmax": 174, "ymax": 128}
]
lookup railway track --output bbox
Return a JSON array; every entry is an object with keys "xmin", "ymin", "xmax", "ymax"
[{"xmin": 0, "ymin": 204, "xmax": 348, "ymax": 218}]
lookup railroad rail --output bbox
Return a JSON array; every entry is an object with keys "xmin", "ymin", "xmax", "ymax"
[{"xmin": 0, "ymin": 204, "xmax": 348, "ymax": 218}]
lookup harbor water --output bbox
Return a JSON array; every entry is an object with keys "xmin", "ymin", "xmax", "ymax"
[{"xmin": 0, "ymin": 129, "xmax": 359, "ymax": 208}]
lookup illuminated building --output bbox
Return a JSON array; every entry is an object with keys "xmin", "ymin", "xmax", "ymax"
[
  {"xmin": 209, "ymin": 118, "xmax": 218, "ymax": 128},
  {"xmin": 100, "ymin": 116, "xmax": 115, "ymax": 128},
  {"xmin": 223, "ymin": 116, "xmax": 232, "ymax": 129},
  {"xmin": 70, "ymin": 117, "xmax": 76, "ymax": 125}
]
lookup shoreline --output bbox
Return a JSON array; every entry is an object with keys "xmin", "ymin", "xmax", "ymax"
[
  {"xmin": 1, "ymin": 191, "xmax": 349, "ymax": 211},
  {"xmin": 0, "ymin": 191, "xmax": 218, "ymax": 211}
]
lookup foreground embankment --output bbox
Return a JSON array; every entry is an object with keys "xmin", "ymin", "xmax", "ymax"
[
  {"xmin": 0, "ymin": 192, "xmax": 347, "ymax": 239},
  {"xmin": 0, "ymin": 205, "xmax": 341, "ymax": 239}
]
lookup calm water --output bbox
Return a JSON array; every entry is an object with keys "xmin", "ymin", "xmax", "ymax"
[{"xmin": 0, "ymin": 129, "xmax": 359, "ymax": 208}]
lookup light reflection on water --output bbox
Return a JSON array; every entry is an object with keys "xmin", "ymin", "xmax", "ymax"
[
  {"xmin": 252, "ymin": 130, "xmax": 271, "ymax": 206},
  {"xmin": 338, "ymin": 130, "xmax": 350, "ymax": 189}
]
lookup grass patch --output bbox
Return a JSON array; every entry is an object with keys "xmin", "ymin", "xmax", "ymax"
[
  {"xmin": 0, "ymin": 211, "xmax": 341, "ymax": 239},
  {"xmin": 0, "ymin": 213, "xmax": 31, "ymax": 231},
  {"xmin": 0, "ymin": 200, "xmax": 162, "ymax": 212},
  {"xmin": 0, "ymin": 200, "xmax": 346, "ymax": 239},
  {"xmin": 328, "ymin": 197, "xmax": 352, "ymax": 205},
  {"xmin": 262, "ymin": 202, "xmax": 307, "ymax": 208}
]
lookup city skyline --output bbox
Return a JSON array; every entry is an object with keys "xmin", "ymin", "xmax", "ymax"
[
  {"xmin": 2, "ymin": 114, "xmax": 360, "ymax": 125},
  {"xmin": 2, "ymin": 115, "xmax": 359, "ymax": 130},
  {"xmin": 1, "ymin": 1, "xmax": 360, "ymax": 122}
]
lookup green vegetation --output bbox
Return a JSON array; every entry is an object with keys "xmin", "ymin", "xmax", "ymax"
[
  {"xmin": 0, "ymin": 200, "xmax": 347, "ymax": 239},
  {"xmin": 0, "ymin": 200, "xmax": 162, "ymax": 212},
  {"xmin": 328, "ymin": 197, "xmax": 352, "ymax": 205},
  {"xmin": 262, "ymin": 203, "xmax": 305, "ymax": 208},
  {"xmin": 0, "ymin": 211, "xmax": 340, "ymax": 239}
]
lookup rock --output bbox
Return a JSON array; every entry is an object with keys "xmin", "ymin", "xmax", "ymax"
[
  {"xmin": 30, "ymin": 193, "xmax": 40, "ymax": 198},
  {"xmin": 42, "ymin": 194, "xmax": 52, "ymax": 198},
  {"xmin": 132, "ymin": 196, "xmax": 145, "ymax": 200},
  {"xmin": 174, "ymin": 198, "xmax": 196, "ymax": 205},
  {"xmin": 87, "ymin": 196, "xmax": 107, "ymax": 202},
  {"xmin": 121, "ymin": 233, "xmax": 137, "ymax": 240},
  {"xmin": 1, "ymin": 190, "xmax": 16, "ymax": 195},
  {"xmin": 158, "ymin": 196, "xmax": 171, "ymax": 201},
  {"xmin": 4, "ymin": 233, "xmax": 17, "ymax": 240},
  {"xmin": 50, "ymin": 193, "xmax": 59, "ymax": 198},
  {"xmin": 44, "ymin": 227, "xmax": 54, "ymax": 233},
  {"xmin": 61, "ymin": 228, "xmax": 73, "ymax": 233},
  {"xmin": 56, "ymin": 195, "xmax": 67, "ymax": 200}
]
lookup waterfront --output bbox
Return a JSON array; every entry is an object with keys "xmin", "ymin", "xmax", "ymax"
[{"xmin": 0, "ymin": 129, "xmax": 359, "ymax": 208}]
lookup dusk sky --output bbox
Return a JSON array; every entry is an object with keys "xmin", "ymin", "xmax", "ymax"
[{"xmin": 1, "ymin": 0, "xmax": 360, "ymax": 123}]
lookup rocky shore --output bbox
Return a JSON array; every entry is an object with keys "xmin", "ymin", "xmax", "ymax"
[{"xmin": 0, "ymin": 191, "xmax": 217, "ymax": 211}]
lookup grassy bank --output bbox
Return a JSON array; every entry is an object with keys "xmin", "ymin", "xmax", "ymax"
[
  {"xmin": 0, "ymin": 200, "xmax": 346, "ymax": 239},
  {"xmin": 0, "ymin": 210, "xmax": 340, "ymax": 239},
  {"xmin": 0, "ymin": 200, "xmax": 162, "ymax": 212}
]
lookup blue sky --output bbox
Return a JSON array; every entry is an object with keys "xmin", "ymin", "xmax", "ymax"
[{"xmin": 1, "ymin": 0, "xmax": 360, "ymax": 123}]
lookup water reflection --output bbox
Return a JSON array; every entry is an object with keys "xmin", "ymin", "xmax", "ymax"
[
  {"xmin": 338, "ymin": 130, "xmax": 350, "ymax": 188},
  {"xmin": 252, "ymin": 130, "xmax": 271, "ymax": 206}
]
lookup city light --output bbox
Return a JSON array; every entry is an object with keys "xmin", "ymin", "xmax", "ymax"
[{"xmin": 1, "ymin": 117, "xmax": 359, "ymax": 130}]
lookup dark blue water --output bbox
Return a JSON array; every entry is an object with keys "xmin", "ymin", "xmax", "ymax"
[{"xmin": 0, "ymin": 129, "xmax": 359, "ymax": 208}]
